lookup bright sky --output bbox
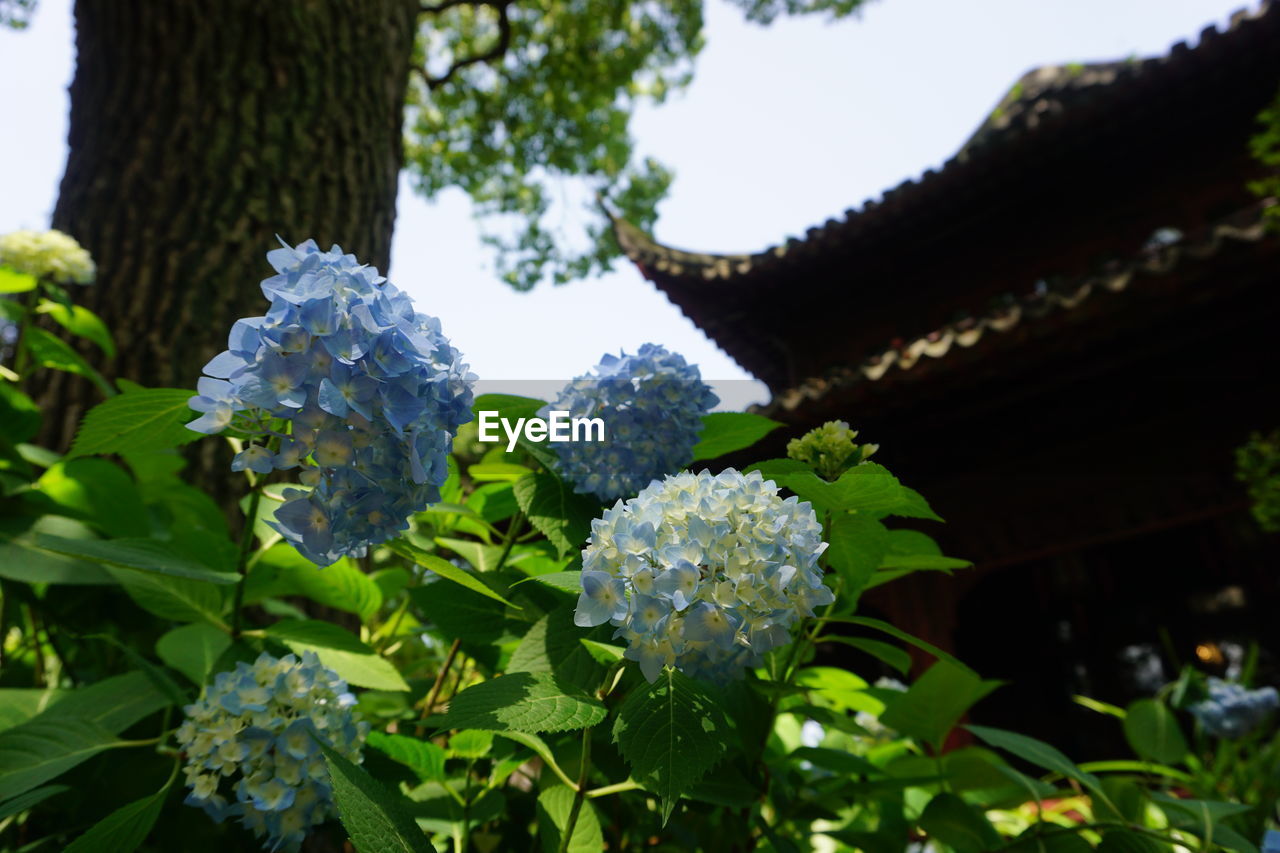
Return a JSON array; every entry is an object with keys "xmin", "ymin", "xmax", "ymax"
[{"xmin": 0, "ymin": 0, "xmax": 1250, "ymax": 408}]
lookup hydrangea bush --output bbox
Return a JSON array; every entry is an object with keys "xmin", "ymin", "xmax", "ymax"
[{"xmin": 1, "ymin": 232, "xmax": 1274, "ymax": 853}]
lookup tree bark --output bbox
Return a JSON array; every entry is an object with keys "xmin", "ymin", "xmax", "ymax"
[{"xmin": 42, "ymin": 0, "xmax": 420, "ymax": 459}]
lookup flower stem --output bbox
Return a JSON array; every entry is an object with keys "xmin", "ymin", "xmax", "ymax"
[
  {"xmin": 230, "ymin": 484, "xmax": 264, "ymax": 638},
  {"xmin": 557, "ymin": 726, "xmax": 593, "ymax": 853},
  {"xmin": 11, "ymin": 284, "xmax": 41, "ymax": 385},
  {"xmin": 416, "ymin": 637, "xmax": 462, "ymax": 737}
]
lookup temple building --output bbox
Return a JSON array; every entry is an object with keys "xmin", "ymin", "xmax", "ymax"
[{"xmin": 615, "ymin": 4, "xmax": 1280, "ymax": 755}]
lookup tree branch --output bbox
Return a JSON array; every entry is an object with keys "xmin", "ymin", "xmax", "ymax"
[{"xmin": 417, "ymin": 0, "xmax": 512, "ymax": 90}]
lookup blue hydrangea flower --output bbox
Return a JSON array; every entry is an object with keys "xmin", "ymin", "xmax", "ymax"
[
  {"xmin": 575, "ymin": 469, "xmax": 832, "ymax": 684},
  {"xmin": 188, "ymin": 239, "xmax": 475, "ymax": 566},
  {"xmin": 1190, "ymin": 677, "xmax": 1279, "ymax": 739},
  {"xmin": 545, "ymin": 344, "xmax": 717, "ymax": 503},
  {"xmin": 176, "ymin": 651, "xmax": 367, "ymax": 852}
]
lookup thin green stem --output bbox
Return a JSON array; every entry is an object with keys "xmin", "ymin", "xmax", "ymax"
[
  {"xmin": 416, "ymin": 637, "xmax": 462, "ymax": 736},
  {"xmin": 11, "ymin": 285, "xmax": 41, "ymax": 383},
  {"xmin": 230, "ymin": 484, "xmax": 265, "ymax": 638},
  {"xmin": 585, "ymin": 779, "xmax": 640, "ymax": 799},
  {"xmin": 493, "ymin": 511, "xmax": 525, "ymax": 573},
  {"xmin": 557, "ymin": 727, "xmax": 593, "ymax": 853}
]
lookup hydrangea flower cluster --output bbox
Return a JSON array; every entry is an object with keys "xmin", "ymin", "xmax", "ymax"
[
  {"xmin": 786, "ymin": 420, "xmax": 878, "ymax": 481},
  {"xmin": 176, "ymin": 651, "xmax": 367, "ymax": 852},
  {"xmin": 1189, "ymin": 677, "xmax": 1279, "ymax": 739},
  {"xmin": 545, "ymin": 344, "xmax": 718, "ymax": 503},
  {"xmin": 0, "ymin": 228, "xmax": 95, "ymax": 284},
  {"xmin": 575, "ymin": 468, "xmax": 832, "ymax": 683},
  {"xmin": 188, "ymin": 239, "xmax": 475, "ymax": 565}
]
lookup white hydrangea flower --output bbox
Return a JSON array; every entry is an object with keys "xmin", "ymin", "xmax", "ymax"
[
  {"xmin": 0, "ymin": 228, "xmax": 95, "ymax": 284},
  {"xmin": 576, "ymin": 468, "xmax": 832, "ymax": 683},
  {"xmin": 177, "ymin": 651, "xmax": 367, "ymax": 852}
]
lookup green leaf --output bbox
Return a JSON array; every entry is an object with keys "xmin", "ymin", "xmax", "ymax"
[
  {"xmin": 0, "ymin": 717, "xmax": 118, "ymax": 801},
  {"xmin": 386, "ymin": 539, "xmax": 516, "ymax": 607},
  {"xmin": 580, "ymin": 638, "xmax": 626, "ymax": 664},
  {"xmin": 244, "ymin": 543, "xmax": 382, "ymax": 622},
  {"xmin": 0, "ymin": 382, "xmax": 41, "ymax": 443},
  {"xmin": 827, "ymin": 616, "xmax": 973, "ymax": 675},
  {"xmin": 690, "ymin": 412, "xmax": 782, "ymax": 461},
  {"xmin": 434, "ymin": 536, "xmax": 504, "ymax": 573},
  {"xmin": 36, "ymin": 299, "xmax": 115, "ymax": 358},
  {"xmin": 0, "ymin": 266, "xmax": 37, "ymax": 293},
  {"xmin": 515, "ymin": 571, "xmax": 583, "ymax": 594},
  {"xmin": 789, "ymin": 746, "xmax": 880, "ymax": 776},
  {"xmin": 63, "ymin": 781, "xmax": 169, "ymax": 853},
  {"xmin": 967, "ymin": 725, "xmax": 1101, "ymax": 793},
  {"xmin": 467, "ymin": 482, "xmax": 519, "ymax": 523},
  {"xmin": 22, "ymin": 327, "xmax": 113, "ymax": 395},
  {"xmin": 879, "ymin": 553, "xmax": 971, "ymax": 570},
  {"xmin": 818, "ymin": 636, "xmax": 911, "ymax": 674},
  {"xmin": 66, "ymin": 387, "xmax": 202, "ymax": 459},
  {"xmin": 918, "ymin": 792, "xmax": 1002, "ymax": 853},
  {"xmin": 743, "ymin": 458, "xmax": 810, "ymax": 482},
  {"xmin": 508, "ymin": 609, "xmax": 605, "ymax": 690},
  {"xmin": 612, "ymin": 668, "xmax": 731, "ymax": 822},
  {"xmin": 448, "ymin": 729, "xmax": 494, "ymax": 759},
  {"xmin": 155, "ymin": 623, "xmax": 232, "ymax": 686},
  {"xmin": 108, "ymin": 567, "xmax": 226, "ymax": 627},
  {"xmin": 880, "ymin": 660, "xmax": 1001, "ymax": 750},
  {"xmin": 0, "ymin": 515, "xmax": 114, "ymax": 585},
  {"xmin": 468, "ymin": 462, "xmax": 531, "ymax": 482},
  {"xmin": 438, "ymin": 672, "xmax": 605, "ymax": 734},
  {"xmin": 44, "ymin": 671, "xmax": 174, "ymax": 733},
  {"xmin": 1005, "ymin": 829, "xmax": 1096, "ymax": 852},
  {"xmin": 472, "ymin": 394, "xmax": 546, "ymax": 424},
  {"xmin": 538, "ymin": 785, "xmax": 603, "ymax": 853},
  {"xmin": 886, "ymin": 529, "xmax": 941, "ymax": 556},
  {"xmin": 1123, "ymin": 699, "xmax": 1188, "ymax": 766},
  {"xmin": 367, "ymin": 731, "xmax": 446, "ymax": 782},
  {"xmin": 0, "ymin": 784, "xmax": 68, "ymax": 821},
  {"xmin": 1097, "ymin": 830, "xmax": 1169, "ymax": 853},
  {"xmin": 513, "ymin": 472, "xmax": 599, "ymax": 558},
  {"xmin": 0, "ymin": 689, "xmax": 66, "ymax": 732},
  {"xmin": 893, "ymin": 487, "xmax": 944, "ymax": 521},
  {"xmin": 265, "ymin": 620, "xmax": 409, "ymax": 691},
  {"xmin": 35, "ymin": 457, "xmax": 149, "ymax": 538},
  {"xmin": 782, "ymin": 463, "xmax": 904, "ymax": 513},
  {"xmin": 826, "ymin": 514, "xmax": 888, "ymax": 592},
  {"xmin": 34, "ymin": 535, "xmax": 239, "ymax": 584},
  {"xmin": 318, "ymin": 740, "xmax": 436, "ymax": 853}
]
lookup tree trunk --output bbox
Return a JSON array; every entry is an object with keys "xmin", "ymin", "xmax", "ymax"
[{"xmin": 42, "ymin": 0, "xmax": 420, "ymax": 461}]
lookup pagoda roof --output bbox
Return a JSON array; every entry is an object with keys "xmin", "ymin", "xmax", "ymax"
[{"xmin": 614, "ymin": 1, "xmax": 1280, "ymax": 392}]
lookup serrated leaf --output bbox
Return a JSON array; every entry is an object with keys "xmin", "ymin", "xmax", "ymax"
[
  {"xmin": 513, "ymin": 472, "xmax": 599, "ymax": 559},
  {"xmin": 514, "ymin": 571, "xmax": 583, "ymax": 594},
  {"xmin": 156, "ymin": 623, "xmax": 232, "ymax": 686},
  {"xmin": 367, "ymin": 731, "xmax": 446, "ymax": 782},
  {"xmin": 23, "ymin": 327, "xmax": 112, "ymax": 395},
  {"xmin": 34, "ymin": 535, "xmax": 239, "ymax": 584},
  {"xmin": 783, "ymin": 463, "xmax": 904, "ymax": 514},
  {"xmin": 1123, "ymin": 699, "xmax": 1188, "ymax": 766},
  {"xmin": 826, "ymin": 514, "xmax": 888, "ymax": 592},
  {"xmin": 265, "ymin": 620, "xmax": 408, "ymax": 691},
  {"xmin": 439, "ymin": 672, "xmax": 605, "ymax": 734},
  {"xmin": 67, "ymin": 387, "xmax": 202, "ymax": 459},
  {"xmin": 36, "ymin": 299, "xmax": 115, "ymax": 358},
  {"xmin": 244, "ymin": 543, "xmax": 382, "ymax": 622},
  {"xmin": 538, "ymin": 785, "xmax": 603, "ymax": 853},
  {"xmin": 35, "ymin": 457, "xmax": 149, "ymax": 538},
  {"xmin": 107, "ymin": 567, "xmax": 227, "ymax": 627},
  {"xmin": 0, "ymin": 717, "xmax": 118, "ymax": 801},
  {"xmin": 612, "ymin": 668, "xmax": 730, "ymax": 822},
  {"xmin": 318, "ymin": 740, "xmax": 436, "ymax": 853},
  {"xmin": 386, "ymin": 539, "xmax": 516, "ymax": 607},
  {"xmin": 63, "ymin": 781, "xmax": 169, "ymax": 853},
  {"xmin": 690, "ymin": 412, "xmax": 781, "ymax": 461},
  {"xmin": 507, "ymin": 609, "xmax": 605, "ymax": 690}
]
